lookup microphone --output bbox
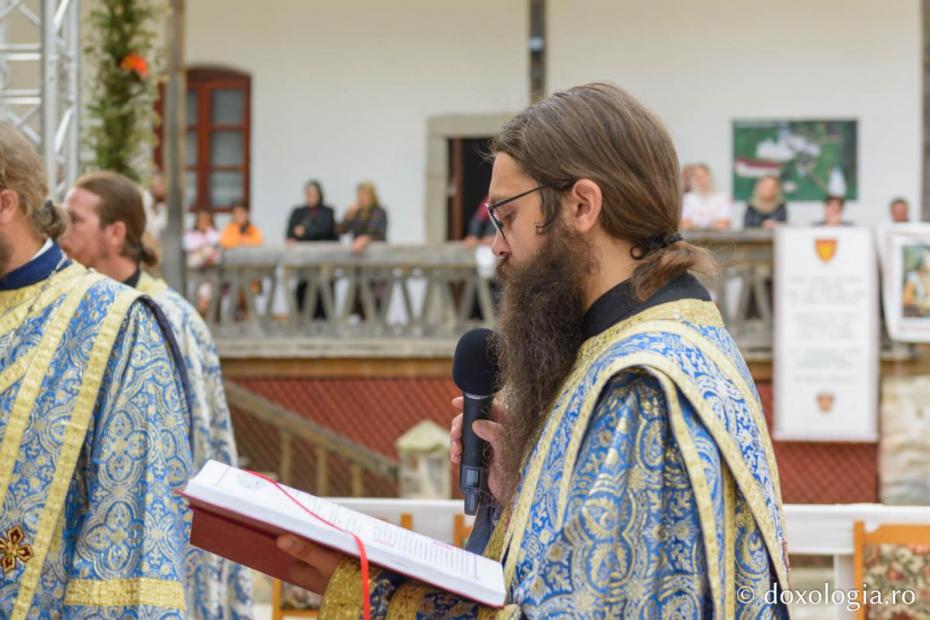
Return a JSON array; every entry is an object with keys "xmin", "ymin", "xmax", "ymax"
[{"xmin": 452, "ymin": 328, "xmax": 500, "ymax": 516}]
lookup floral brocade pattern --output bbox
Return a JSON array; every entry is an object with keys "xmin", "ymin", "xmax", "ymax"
[
  {"xmin": 862, "ymin": 543, "xmax": 930, "ymax": 619},
  {"xmin": 139, "ymin": 274, "xmax": 254, "ymax": 619},
  {"xmin": 320, "ymin": 301, "xmax": 790, "ymax": 619},
  {"xmin": 0, "ymin": 267, "xmax": 193, "ymax": 618}
]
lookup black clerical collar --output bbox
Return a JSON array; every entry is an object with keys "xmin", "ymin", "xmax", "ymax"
[
  {"xmin": 122, "ymin": 267, "xmax": 142, "ymax": 289},
  {"xmin": 0, "ymin": 242, "xmax": 69, "ymax": 291},
  {"xmin": 581, "ymin": 272, "xmax": 711, "ymax": 340}
]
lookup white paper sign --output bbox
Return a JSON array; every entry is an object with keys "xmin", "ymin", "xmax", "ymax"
[
  {"xmin": 774, "ymin": 227, "xmax": 878, "ymax": 442},
  {"xmin": 878, "ymin": 224, "xmax": 930, "ymax": 342}
]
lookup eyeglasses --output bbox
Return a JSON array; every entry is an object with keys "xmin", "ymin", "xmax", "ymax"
[{"xmin": 486, "ymin": 185, "xmax": 546, "ymax": 239}]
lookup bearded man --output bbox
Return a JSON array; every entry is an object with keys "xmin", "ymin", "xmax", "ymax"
[
  {"xmin": 0, "ymin": 126, "xmax": 192, "ymax": 616},
  {"xmin": 59, "ymin": 171, "xmax": 254, "ymax": 619},
  {"xmin": 275, "ymin": 83, "xmax": 790, "ymax": 618}
]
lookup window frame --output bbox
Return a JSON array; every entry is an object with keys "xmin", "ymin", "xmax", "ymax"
[{"xmin": 156, "ymin": 66, "xmax": 251, "ymax": 213}]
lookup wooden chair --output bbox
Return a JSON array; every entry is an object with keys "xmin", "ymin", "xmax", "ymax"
[
  {"xmin": 271, "ymin": 512, "xmax": 415, "ymax": 620},
  {"xmin": 852, "ymin": 520, "xmax": 930, "ymax": 619}
]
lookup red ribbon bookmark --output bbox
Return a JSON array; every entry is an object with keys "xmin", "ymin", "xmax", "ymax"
[{"xmin": 247, "ymin": 471, "xmax": 371, "ymax": 620}]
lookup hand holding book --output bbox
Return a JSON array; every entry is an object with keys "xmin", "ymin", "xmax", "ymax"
[{"xmin": 275, "ymin": 534, "xmax": 342, "ymax": 594}]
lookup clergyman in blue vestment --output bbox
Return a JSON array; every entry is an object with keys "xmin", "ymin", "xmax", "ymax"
[
  {"xmin": 276, "ymin": 84, "xmax": 791, "ymax": 619},
  {"xmin": 0, "ymin": 125, "xmax": 193, "ymax": 617},
  {"xmin": 60, "ymin": 171, "xmax": 254, "ymax": 619}
]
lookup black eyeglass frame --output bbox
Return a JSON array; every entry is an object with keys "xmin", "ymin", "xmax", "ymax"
[{"xmin": 485, "ymin": 185, "xmax": 547, "ymax": 239}]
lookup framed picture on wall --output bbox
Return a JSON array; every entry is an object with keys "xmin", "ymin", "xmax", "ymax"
[
  {"xmin": 732, "ymin": 119, "xmax": 858, "ymax": 202},
  {"xmin": 879, "ymin": 224, "xmax": 930, "ymax": 342}
]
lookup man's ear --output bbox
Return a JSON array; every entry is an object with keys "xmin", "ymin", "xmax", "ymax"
[
  {"xmin": 566, "ymin": 178, "xmax": 603, "ymax": 234},
  {"xmin": 0, "ymin": 189, "xmax": 20, "ymax": 226},
  {"xmin": 106, "ymin": 220, "xmax": 127, "ymax": 252}
]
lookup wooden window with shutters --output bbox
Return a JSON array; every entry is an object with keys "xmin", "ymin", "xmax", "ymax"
[{"xmin": 156, "ymin": 67, "xmax": 251, "ymax": 212}]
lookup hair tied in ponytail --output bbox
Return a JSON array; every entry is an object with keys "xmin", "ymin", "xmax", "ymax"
[{"xmin": 630, "ymin": 232, "xmax": 683, "ymax": 260}]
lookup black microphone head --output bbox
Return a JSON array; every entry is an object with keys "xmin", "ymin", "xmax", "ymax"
[{"xmin": 452, "ymin": 328, "xmax": 500, "ymax": 397}]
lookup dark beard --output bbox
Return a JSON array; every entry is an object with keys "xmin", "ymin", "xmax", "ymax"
[{"xmin": 493, "ymin": 224, "xmax": 594, "ymax": 505}]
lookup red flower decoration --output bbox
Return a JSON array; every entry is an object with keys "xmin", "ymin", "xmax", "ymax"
[{"xmin": 120, "ymin": 52, "xmax": 148, "ymax": 78}]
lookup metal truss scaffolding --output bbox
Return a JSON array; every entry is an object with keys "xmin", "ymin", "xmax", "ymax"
[{"xmin": 0, "ymin": 0, "xmax": 79, "ymax": 197}]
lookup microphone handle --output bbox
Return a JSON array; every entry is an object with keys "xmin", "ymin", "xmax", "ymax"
[{"xmin": 460, "ymin": 392, "xmax": 491, "ymax": 515}]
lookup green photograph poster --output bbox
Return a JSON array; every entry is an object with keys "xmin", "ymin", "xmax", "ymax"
[{"xmin": 732, "ymin": 119, "xmax": 857, "ymax": 201}]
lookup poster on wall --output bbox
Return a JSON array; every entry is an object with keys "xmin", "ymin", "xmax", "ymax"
[
  {"xmin": 774, "ymin": 227, "xmax": 878, "ymax": 442},
  {"xmin": 878, "ymin": 224, "xmax": 930, "ymax": 342},
  {"xmin": 732, "ymin": 119, "xmax": 858, "ymax": 202}
]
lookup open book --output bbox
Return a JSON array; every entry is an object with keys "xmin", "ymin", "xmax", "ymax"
[{"xmin": 183, "ymin": 460, "xmax": 506, "ymax": 608}]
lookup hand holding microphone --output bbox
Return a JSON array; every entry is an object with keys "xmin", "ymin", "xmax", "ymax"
[
  {"xmin": 452, "ymin": 328, "xmax": 500, "ymax": 515},
  {"xmin": 450, "ymin": 398, "xmax": 504, "ymax": 501}
]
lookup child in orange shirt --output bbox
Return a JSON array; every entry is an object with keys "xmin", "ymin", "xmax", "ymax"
[{"xmin": 220, "ymin": 204, "xmax": 264, "ymax": 248}]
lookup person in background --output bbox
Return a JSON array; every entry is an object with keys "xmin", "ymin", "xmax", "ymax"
[
  {"xmin": 59, "ymin": 171, "xmax": 254, "ymax": 618},
  {"xmin": 339, "ymin": 181, "xmax": 388, "ymax": 253},
  {"xmin": 286, "ymin": 180, "xmax": 337, "ymax": 316},
  {"xmin": 890, "ymin": 197, "xmax": 911, "ymax": 223},
  {"xmin": 681, "ymin": 163, "xmax": 731, "ymax": 231},
  {"xmin": 220, "ymin": 204, "xmax": 264, "ymax": 318},
  {"xmin": 286, "ymin": 179, "xmax": 338, "ymax": 244},
  {"xmin": 814, "ymin": 195, "xmax": 853, "ymax": 226},
  {"xmin": 744, "ymin": 175, "xmax": 788, "ymax": 229},
  {"xmin": 143, "ymin": 171, "xmax": 168, "ymax": 242},
  {"xmin": 184, "ymin": 210, "xmax": 221, "ymax": 315},
  {"xmin": 220, "ymin": 203, "xmax": 264, "ymax": 249},
  {"xmin": 463, "ymin": 195, "xmax": 496, "ymax": 247},
  {"xmin": 681, "ymin": 163, "xmax": 697, "ymax": 194}
]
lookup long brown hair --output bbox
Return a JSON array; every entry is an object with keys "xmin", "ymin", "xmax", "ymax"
[
  {"xmin": 74, "ymin": 171, "xmax": 158, "ymax": 267},
  {"xmin": 492, "ymin": 82, "xmax": 716, "ymax": 300}
]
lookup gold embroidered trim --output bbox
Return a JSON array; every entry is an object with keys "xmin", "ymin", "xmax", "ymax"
[
  {"xmin": 13, "ymin": 286, "xmax": 139, "ymax": 619},
  {"xmin": 723, "ymin": 467, "xmax": 736, "ymax": 619},
  {"xmin": 478, "ymin": 604, "xmax": 519, "ymax": 619},
  {"xmin": 0, "ymin": 264, "xmax": 84, "ymax": 328},
  {"xmin": 63, "ymin": 578, "xmax": 186, "ymax": 609},
  {"xmin": 0, "ymin": 352, "xmax": 32, "ymax": 397},
  {"xmin": 660, "ymin": 373, "xmax": 723, "ymax": 617},
  {"xmin": 0, "ymin": 265, "xmax": 86, "ymax": 346},
  {"xmin": 320, "ymin": 558, "xmax": 364, "ymax": 620},
  {"xmin": 578, "ymin": 299, "xmax": 724, "ymax": 359},
  {"xmin": 386, "ymin": 582, "xmax": 430, "ymax": 620},
  {"xmin": 136, "ymin": 271, "xmax": 169, "ymax": 297},
  {"xmin": 483, "ymin": 506, "xmax": 510, "ymax": 562}
]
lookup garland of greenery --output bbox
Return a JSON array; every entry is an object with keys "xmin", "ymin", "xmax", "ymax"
[{"xmin": 83, "ymin": 0, "xmax": 164, "ymax": 182}]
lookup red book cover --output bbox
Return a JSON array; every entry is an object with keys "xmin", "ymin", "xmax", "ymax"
[{"xmin": 187, "ymin": 497, "xmax": 298, "ymax": 583}]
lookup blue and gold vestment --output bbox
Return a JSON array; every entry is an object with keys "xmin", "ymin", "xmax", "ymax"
[
  {"xmin": 320, "ymin": 299, "xmax": 791, "ymax": 619},
  {"xmin": 0, "ymin": 245, "xmax": 192, "ymax": 619},
  {"xmin": 136, "ymin": 272, "xmax": 254, "ymax": 619}
]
